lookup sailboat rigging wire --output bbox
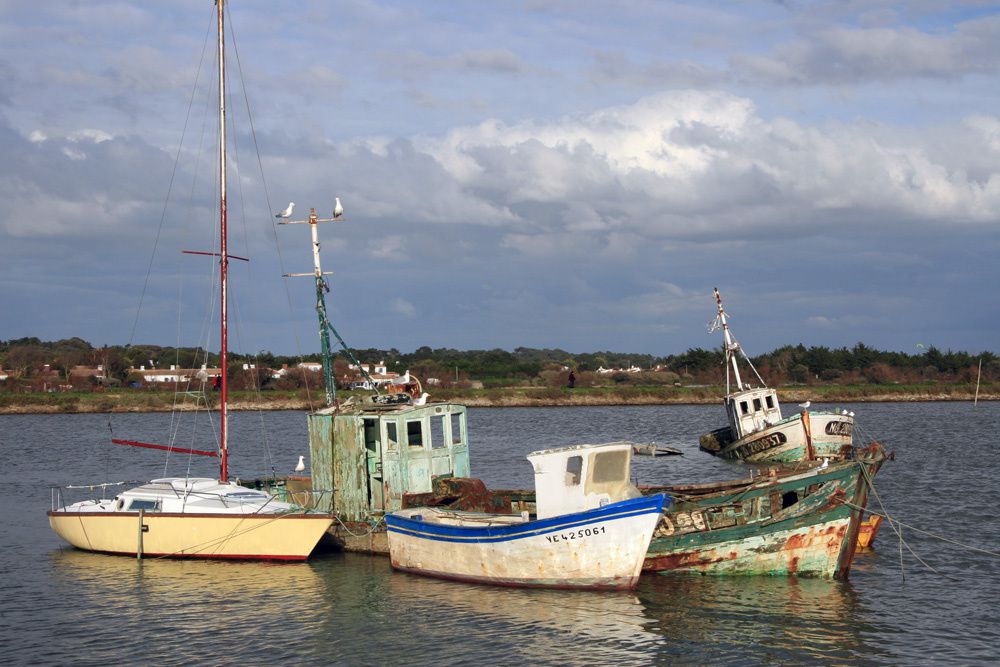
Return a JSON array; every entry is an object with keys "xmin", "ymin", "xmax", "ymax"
[
  {"xmin": 126, "ymin": 12, "xmax": 215, "ymax": 351},
  {"xmin": 224, "ymin": 66, "xmax": 276, "ymax": 480},
  {"xmin": 227, "ymin": 8, "xmax": 316, "ymax": 409}
]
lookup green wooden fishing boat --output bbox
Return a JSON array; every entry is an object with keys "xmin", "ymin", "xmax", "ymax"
[{"xmin": 642, "ymin": 442, "xmax": 887, "ymax": 578}]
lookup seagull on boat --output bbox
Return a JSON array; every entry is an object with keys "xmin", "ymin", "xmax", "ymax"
[
  {"xmin": 799, "ymin": 401, "xmax": 810, "ymax": 410},
  {"xmin": 412, "ymin": 392, "xmax": 429, "ymax": 406},
  {"xmin": 842, "ymin": 409, "xmax": 849, "ymax": 415},
  {"xmin": 848, "ymin": 411, "xmax": 855, "ymax": 418},
  {"xmin": 333, "ymin": 197, "xmax": 344, "ymax": 218},
  {"xmin": 818, "ymin": 458, "xmax": 829, "ymax": 470},
  {"xmin": 275, "ymin": 202, "xmax": 295, "ymax": 218},
  {"xmin": 294, "ymin": 455, "xmax": 305, "ymax": 472}
]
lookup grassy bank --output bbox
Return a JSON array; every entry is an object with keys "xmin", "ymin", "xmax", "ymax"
[{"xmin": 0, "ymin": 382, "xmax": 996, "ymax": 414}]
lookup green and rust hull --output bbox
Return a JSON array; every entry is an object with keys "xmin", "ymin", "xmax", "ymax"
[{"xmin": 642, "ymin": 443, "xmax": 885, "ymax": 578}]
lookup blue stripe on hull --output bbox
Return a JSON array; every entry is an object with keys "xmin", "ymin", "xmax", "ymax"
[{"xmin": 386, "ymin": 493, "xmax": 667, "ymax": 544}]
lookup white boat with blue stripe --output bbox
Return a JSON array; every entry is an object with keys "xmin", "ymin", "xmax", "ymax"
[{"xmin": 385, "ymin": 442, "xmax": 668, "ymax": 590}]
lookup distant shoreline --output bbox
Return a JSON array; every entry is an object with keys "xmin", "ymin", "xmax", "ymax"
[{"xmin": 0, "ymin": 384, "xmax": 994, "ymax": 414}]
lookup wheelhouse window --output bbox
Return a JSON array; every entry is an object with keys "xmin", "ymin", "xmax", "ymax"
[
  {"xmin": 591, "ymin": 450, "xmax": 628, "ymax": 484},
  {"xmin": 430, "ymin": 415, "xmax": 446, "ymax": 449},
  {"xmin": 753, "ymin": 398, "xmax": 763, "ymax": 412},
  {"xmin": 450, "ymin": 413, "xmax": 463, "ymax": 444},
  {"xmin": 740, "ymin": 401, "xmax": 749, "ymax": 415},
  {"xmin": 565, "ymin": 456, "xmax": 583, "ymax": 486},
  {"xmin": 386, "ymin": 422, "xmax": 398, "ymax": 447},
  {"xmin": 406, "ymin": 420, "xmax": 424, "ymax": 448},
  {"xmin": 765, "ymin": 395, "xmax": 774, "ymax": 409}
]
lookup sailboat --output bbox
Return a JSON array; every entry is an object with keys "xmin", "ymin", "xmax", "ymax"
[
  {"xmin": 48, "ymin": 0, "xmax": 333, "ymax": 560},
  {"xmin": 698, "ymin": 288, "xmax": 855, "ymax": 463}
]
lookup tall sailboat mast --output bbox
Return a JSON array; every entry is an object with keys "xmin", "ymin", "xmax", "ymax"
[{"xmin": 217, "ymin": 0, "xmax": 230, "ymax": 482}]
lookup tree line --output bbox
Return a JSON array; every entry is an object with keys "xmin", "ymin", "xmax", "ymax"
[{"xmin": 1, "ymin": 336, "xmax": 996, "ymax": 389}]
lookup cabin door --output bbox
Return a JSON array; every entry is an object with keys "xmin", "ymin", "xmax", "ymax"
[
  {"xmin": 362, "ymin": 418, "xmax": 384, "ymax": 511},
  {"xmin": 427, "ymin": 412, "xmax": 457, "ymax": 479}
]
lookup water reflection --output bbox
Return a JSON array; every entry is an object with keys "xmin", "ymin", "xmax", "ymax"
[
  {"xmin": 638, "ymin": 574, "xmax": 873, "ymax": 664},
  {"xmin": 47, "ymin": 549, "xmax": 329, "ymax": 664},
  {"xmin": 345, "ymin": 556, "xmax": 659, "ymax": 665}
]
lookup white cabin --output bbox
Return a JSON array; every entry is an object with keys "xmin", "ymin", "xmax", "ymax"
[
  {"xmin": 725, "ymin": 387, "xmax": 783, "ymax": 439},
  {"xmin": 527, "ymin": 442, "xmax": 642, "ymax": 519}
]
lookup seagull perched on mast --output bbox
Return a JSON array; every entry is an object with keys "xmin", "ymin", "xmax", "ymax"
[
  {"xmin": 275, "ymin": 202, "xmax": 295, "ymax": 218},
  {"xmin": 333, "ymin": 197, "xmax": 344, "ymax": 219},
  {"xmin": 798, "ymin": 400, "xmax": 811, "ymax": 410}
]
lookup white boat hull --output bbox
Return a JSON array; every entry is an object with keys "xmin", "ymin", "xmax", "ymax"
[
  {"xmin": 48, "ymin": 511, "xmax": 333, "ymax": 561},
  {"xmin": 386, "ymin": 495, "xmax": 665, "ymax": 589}
]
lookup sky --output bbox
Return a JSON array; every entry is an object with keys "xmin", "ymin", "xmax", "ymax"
[{"xmin": 2, "ymin": 0, "xmax": 999, "ymax": 358}]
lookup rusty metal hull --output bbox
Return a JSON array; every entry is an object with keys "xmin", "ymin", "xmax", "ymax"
[{"xmin": 643, "ymin": 445, "xmax": 885, "ymax": 578}]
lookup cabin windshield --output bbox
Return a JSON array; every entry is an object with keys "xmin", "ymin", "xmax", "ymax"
[{"xmin": 591, "ymin": 450, "xmax": 628, "ymax": 484}]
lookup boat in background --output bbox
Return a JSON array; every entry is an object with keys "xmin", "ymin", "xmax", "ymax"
[
  {"xmin": 698, "ymin": 288, "xmax": 855, "ymax": 463},
  {"xmin": 48, "ymin": 0, "xmax": 333, "ymax": 560},
  {"xmin": 386, "ymin": 442, "xmax": 667, "ymax": 589},
  {"xmin": 857, "ymin": 514, "xmax": 884, "ymax": 549},
  {"xmin": 642, "ymin": 442, "xmax": 887, "ymax": 578}
]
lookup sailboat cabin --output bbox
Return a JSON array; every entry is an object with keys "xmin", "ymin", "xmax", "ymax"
[{"xmin": 725, "ymin": 387, "xmax": 783, "ymax": 440}]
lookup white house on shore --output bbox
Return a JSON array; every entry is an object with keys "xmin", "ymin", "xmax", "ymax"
[{"xmin": 129, "ymin": 364, "xmax": 221, "ymax": 383}]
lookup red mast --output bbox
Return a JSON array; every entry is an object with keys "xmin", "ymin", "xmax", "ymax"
[{"xmin": 217, "ymin": 0, "xmax": 229, "ymax": 482}]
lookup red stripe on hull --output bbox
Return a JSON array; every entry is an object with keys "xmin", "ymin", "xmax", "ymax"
[
  {"xmin": 62, "ymin": 546, "xmax": 308, "ymax": 561},
  {"xmin": 47, "ymin": 511, "xmax": 333, "ymax": 520}
]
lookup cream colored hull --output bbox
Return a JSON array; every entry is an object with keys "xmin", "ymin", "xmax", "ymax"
[{"xmin": 48, "ymin": 511, "xmax": 333, "ymax": 560}]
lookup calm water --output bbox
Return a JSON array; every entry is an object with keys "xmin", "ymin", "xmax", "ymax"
[{"xmin": 2, "ymin": 402, "xmax": 998, "ymax": 665}]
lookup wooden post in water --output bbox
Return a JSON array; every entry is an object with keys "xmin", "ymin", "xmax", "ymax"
[
  {"xmin": 974, "ymin": 357, "xmax": 983, "ymax": 407},
  {"xmin": 137, "ymin": 509, "xmax": 145, "ymax": 561}
]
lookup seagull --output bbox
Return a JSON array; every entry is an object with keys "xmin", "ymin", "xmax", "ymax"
[
  {"xmin": 798, "ymin": 401, "xmax": 811, "ymax": 410},
  {"xmin": 842, "ymin": 409, "xmax": 849, "ymax": 416},
  {"xmin": 412, "ymin": 392, "xmax": 429, "ymax": 406},
  {"xmin": 333, "ymin": 197, "xmax": 344, "ymax": 218},
  {"xmin": 275, "ymin": 202, "xmax": 295, "ymax": 218},
  {"xmin": 818, "ymin": 458, "xmax": 829, "ymax": 470},
  {"xmin": 848, "ymin": 411, "xmax": 855, "ymax": 418},
  {"xmin": 294, "ymin": 455, "xmax": 305, "ymax": 472}
]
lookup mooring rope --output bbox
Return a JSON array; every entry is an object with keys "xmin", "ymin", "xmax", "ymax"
[
  {"xmin": 844, "ymin": 498, "xmax": 1000, "ymax": 559},
  {"xmin": 331, "ymin": 512, "xmax": 386, "ymax": 538},
  {"xmin": 854, "ymin": 464, "xmax": 964, "ymax": 580}
]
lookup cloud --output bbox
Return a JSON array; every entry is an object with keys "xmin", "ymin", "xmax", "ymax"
[
  {"xmin": 390, "ymin": 297, "xmax": 416, "ymax": 318},
  {"xmin": 377, "ymin": 48, "xmax": 530, "ymax": 82},
  {"xmin": 733, "ymin": 17, "xmax": 1000, "ymax": 85}
]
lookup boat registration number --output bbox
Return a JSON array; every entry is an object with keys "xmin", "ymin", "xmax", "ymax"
[{"xmin": 545, "ymin": 526, "xmax": 606, "ymax": 543}]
